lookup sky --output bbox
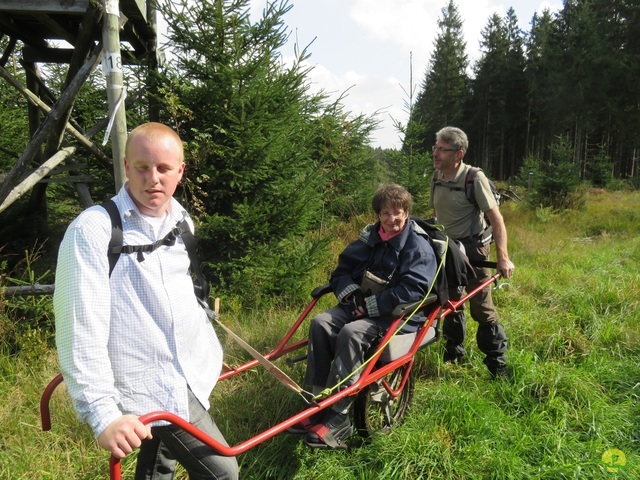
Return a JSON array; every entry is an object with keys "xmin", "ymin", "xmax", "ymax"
[{"xmin": 248, "ymin": 0, "xmax": 563, "ymax": 149}]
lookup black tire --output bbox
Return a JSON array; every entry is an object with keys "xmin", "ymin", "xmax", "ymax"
[{"xmin": 353, "ymin": 366, "xmax": 415, "ymax": 437}]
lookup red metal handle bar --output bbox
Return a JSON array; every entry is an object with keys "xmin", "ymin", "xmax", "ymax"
[
  {"xmin": 40, "ymin": 372, "xmax": 64, "ymax": 431},
  {"xmin": 441, "ymin": 273, "xmax": 502, "ymax": 318},
  {"xmin": 109, "ymin": 307, "xmax": 428, "ymax": 478},
  {"xmin": 109, "ymin": 396, "xmax": 347, "ymax": 480}
]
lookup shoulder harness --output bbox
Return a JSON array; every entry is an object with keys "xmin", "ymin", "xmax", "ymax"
[{"xmin": 101, "ymin": 199, "xmax": 210, "ymax": 301}]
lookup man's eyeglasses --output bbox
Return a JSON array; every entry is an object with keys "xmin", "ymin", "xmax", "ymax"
[{"xmin": 432, "ymin": 146, "xmax": 458, "ymax": 153}]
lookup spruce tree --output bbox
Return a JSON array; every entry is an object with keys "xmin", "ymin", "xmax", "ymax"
[
  {"xmin": 467, "ymin": 13, "xmax": 510, "ymax": 175},
  {"xmin": 157, "ymin": 0, "xmax": 379, "ymax": 302},
  {"xmin": 408, "ymin": 0, "xmax": 469, "ymax": 155},
  {"xmin": 524, "ymin": 8, "xmax": 557, "ymax": 159}
]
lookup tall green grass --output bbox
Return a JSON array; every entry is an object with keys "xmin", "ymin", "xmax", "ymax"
[{"xmin": 1, "ymin": 191, "xmax": 639, "ymax": 479}]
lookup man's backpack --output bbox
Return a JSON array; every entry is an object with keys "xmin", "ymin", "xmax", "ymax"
[
  {"xmin": 411, "ymin": 216, "xmax": 474, "ymax": 306},
  {"xmin": 102, "ymin": 199, "xmax": 210, "ymax": 301},
  {"xmin": 431, "ymin": 166, "xmax": 500, "ymax": 244},
  {"xmin": 462, "ymin": 167, "xmax": 500, "ymax": 210}
]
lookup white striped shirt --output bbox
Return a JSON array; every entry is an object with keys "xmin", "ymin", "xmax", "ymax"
[{"xmin": 54, "ymin": 185, "xmax": 223, "ymax": 438}]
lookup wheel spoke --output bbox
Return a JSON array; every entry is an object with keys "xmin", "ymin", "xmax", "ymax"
[
  {"xmin": 382, "ymin": 402, "xmax": 394, "ymax": 427},
  {"xmin": 353, "ymin": 366, "xmax": 415, "ymax": 437}
]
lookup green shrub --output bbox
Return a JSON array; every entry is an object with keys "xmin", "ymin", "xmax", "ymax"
[
  {"xmin": 532, "ymin": 135, "xmax": 585, "ymax": 209},
  {"xmin": 0, "ymin": 244, "xmax": 54, "ymax": 357}
]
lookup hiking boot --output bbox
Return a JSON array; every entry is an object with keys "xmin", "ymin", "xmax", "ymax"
[
  {"xmin": 443, "ymin": 350, "xmax": 465, "ymax": 364},
  {"xmin": 489, "ymin": 364, "xmax": 510, "ymax": 380},
  {"xmin": 303, "ymin": 410, "xmax": 353, "ymax": 449},
  {"xmin": 285, "ymin": 413, "xmax": 322, "ymax": 434},
  {"xmin": 443, "ymin": 343, "xmax": 466, "ymax": 364}
]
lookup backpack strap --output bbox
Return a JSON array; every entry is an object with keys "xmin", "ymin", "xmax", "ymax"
[
  {"xmin": 464, "ymin": 167, "xmax": 480, "ymax": 208},
  {"xmin": 429, "ymin": 172, "xmax": 438, "ymax": 206},
  {"xmin": 410, "ymin": 216, "xmax": 475, "ymax": 306},
  {"xmin": 100, "ymin": 200, "xmax": 210, "ymax": 300},
  {"xmin": 432, "ymin": 170, "xmax": 475, "ymax": 202},
  {"xmin": 118, "ymin": 226, "xmax": 185, "ymax": 262},
  {"xmin": 431, "ymin": 168, "xmax": 495, "ymax": 246},
  {"xmin": 178, "ymin": 219, "xmax": 211, "ymax": 301},
  {"xmin": 102, "ymin": 199, "xmax": 122, "ymax": 277},
  {"xmin": 432, "ymin": 167, "xmax": 481, "ymax": 209}
]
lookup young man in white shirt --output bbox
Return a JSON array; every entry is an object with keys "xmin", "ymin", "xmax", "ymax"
[{"xmin": 54, "ymin": 122, "xmax": 238, "ymax": 479}]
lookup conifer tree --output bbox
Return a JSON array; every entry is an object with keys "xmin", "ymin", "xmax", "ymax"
[
  {"xmin": 524, "ymin": 8, "xmax": 557, "ymax": 159},
  {"xmin": 467, "ymin": 9, "xmax": 527, "ymax": 179},
  {"xmin": 502, "ymin": 8, "xmax": 528, "ymax": 179},
  {"xmin": 156, "ymin": 0, "xmax": 379, "ymax": 301},
  {"xmin": 408, "ymin": 0, "xmax": 469, "ymax": 155},
  {"xmin": 467, "ymin": 13, "xmax": 510, "ymax": 174}
]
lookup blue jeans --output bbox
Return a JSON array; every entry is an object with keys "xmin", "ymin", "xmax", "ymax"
[{"xmin": 135, "ymin": 389, "xmax": 238, "ymax": 480}]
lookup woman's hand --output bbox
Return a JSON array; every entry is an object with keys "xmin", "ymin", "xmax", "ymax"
[{"xmin": 348, "ymin": 291, "xmax": 368, "ymax": 319}]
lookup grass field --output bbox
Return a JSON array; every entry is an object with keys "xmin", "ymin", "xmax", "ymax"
[{"xmin": 1, "ymin": 190, "xmax": 638, "ymax": 479}]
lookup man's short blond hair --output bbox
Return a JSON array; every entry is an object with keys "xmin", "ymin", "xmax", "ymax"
[{"xmin": 125, "ymin": 122, "xmax": 184, "ymax": 162}]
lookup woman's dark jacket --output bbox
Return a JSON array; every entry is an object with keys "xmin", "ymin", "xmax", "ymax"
[{"xmin": 329, "ymin": 219, "xmax": 438, "ymax": 332}]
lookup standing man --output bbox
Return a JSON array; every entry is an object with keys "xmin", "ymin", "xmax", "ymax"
[
  {"xmin": 430, "ymin": 126, "xmax": 514, "ymax": 378},
  {"xmin": 54, "ymin": 122, "xmax": 239, "ymax": 479}
]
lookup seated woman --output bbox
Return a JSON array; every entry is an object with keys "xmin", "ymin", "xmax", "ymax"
[{"xmin": 297, "ymin": 184, "xmax": 437, "ymax": 449}]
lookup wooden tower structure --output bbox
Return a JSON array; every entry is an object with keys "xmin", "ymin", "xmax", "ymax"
[{"xmin": 0, "ymin": 0, "xmax": 160, "ymax": 214}]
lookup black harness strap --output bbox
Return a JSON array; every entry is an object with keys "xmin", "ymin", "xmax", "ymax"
[
  {"xmin": 469, "ymin": 259, "xmax": 498, "ymax": 269},
  {"xmin": 101, "ymin": 199, "xmax": 210, "ymax": 300},
  {"xmin": 118, "ymin": 226, "xmax": 183, "ymax": 263},
  {"xmin": 103, "ymin": 199, "xmax": 122, "ymax": 277},
  {"xmin": 179, "ymin": 219, "xmax": 211, "ymax": 301}
]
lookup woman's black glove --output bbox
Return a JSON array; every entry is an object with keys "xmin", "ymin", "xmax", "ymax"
[{"xmin": 346, "ymin": 290, "xmax": 367, "ymax": 319}]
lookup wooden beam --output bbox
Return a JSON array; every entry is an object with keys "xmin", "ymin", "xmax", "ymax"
[
  {"xmin": 102, "ymin": 0, "xmax": 127, "ymax": 190},
  {"xmin": 120, "ymin": 0, "xmax": 147, "ymax": 22},
  {"xmin": 1, "ymin": 283, "xmax": 55, "ymax": 296},
  {"xmin": 37, "ymin": 175, "xmax": 93, "ymax": 183},
  {"xmin": 0, "ymin": 62, "xmax": 112, "ymax": 167},
  {"xmin": 33, "ymin": 12, "xmax": 78, "ymax": 44},
  {"xmin": 147, "ymin": 0, "xmax": 159, "ymax": 121},
  {"xmin": 19, "ymin": 59, "xmax": 83, "ymax": 133},
  {"xmin": 0, "ymin": 44, "xmax": 103, "ymax": 205},
  {"xmin": 0, "ymin": 146, "xmax": 76, "ymax": 214},
  {"xmin": 0, "ymin": 0, "xmax": 89, "ymax": 14},
  {"xmin": 0, "ymin": 34, "xmax": 16, "ymax": 67},
  {"xmin": 22, "ymin": 45, "xmax": 141, "ymax": 65},
  {"xmin": 121, "ymin": 16, "xmax": 149, "ymax": 55},
  {"xmin": 72, "ymin": 0, "xmax": 103, "ymax": 64},
  {"xmin": 41, "ymin": 0, "xmax": 103, "ymax": 169},
  {"xmin": 0, "ymin": 14, "xmax": 50, "ymax": 50},
  {"xmin": 29, "ymin": 163, "xmax": 88, "ymax": 173}
]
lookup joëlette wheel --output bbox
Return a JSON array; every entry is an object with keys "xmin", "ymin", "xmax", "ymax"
[{"xmin": 353, "ymin": 366, "xmax": 415, "ymax": 437}]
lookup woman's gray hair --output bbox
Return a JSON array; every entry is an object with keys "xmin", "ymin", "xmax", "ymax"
[{"xmin": 436, "ymin": 126, "xmax": 468, "ymax": 153}]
